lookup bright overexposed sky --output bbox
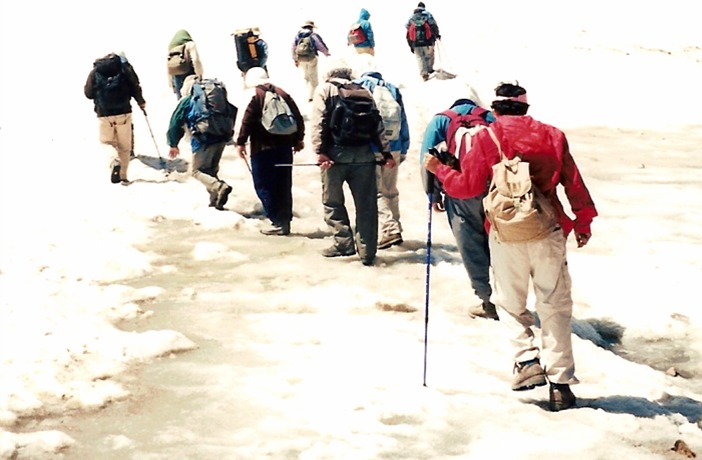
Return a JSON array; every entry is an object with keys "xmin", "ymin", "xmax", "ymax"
[{"xmin": 1, "ymin": 1, "xmax": 702, "ymax": 459}]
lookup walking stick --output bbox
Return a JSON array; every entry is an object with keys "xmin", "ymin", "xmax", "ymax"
[
  {"xmin": 273, "ymin": 161, "xmax": 383, "ymax": 167},
  {"xmin": 141, "ymin": 108, "xmax": 166, "ymax": 169},
  {"xmin": 423, "ymin": 177, "xmax": 435, "ymax": 387},
  {"xmin": 242, "ymin": 154, "xmax": 253, "ymax": 174}
]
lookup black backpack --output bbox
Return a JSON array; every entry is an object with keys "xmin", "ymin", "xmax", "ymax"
[
  {"xmin": 93, "ymin": 54, "xmax": 130, "ymax": 114},
  {"xmin": 328, "ymin": 81, "xmax": 379, "ymax": 146},
  {"xmin": 189, "ymin": 78, "xmax": 238, "ymax": 142},
  {"xmin": 234, "ymin": 31, "xmax": 264, "ymax": 72}
]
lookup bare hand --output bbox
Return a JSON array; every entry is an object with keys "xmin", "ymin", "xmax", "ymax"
[
  {"xmin": 317, "ymin": 154, "xmax": 334, "ymax": 170},
  {"xmin": 424, "ymin": 155, "xmax": 441, "ymax": 174},
  {"xmin": 384, "ymin": 158, "xmax": 397, "ymax": 169},
  {"xmin": 236, "ymin": 145, "xmax": 248, "ymax": 159},
  {"xmin": 576, "ymin": 232, "xmax": 591, "ymax": 248},
  {"xmin": 168, "ymin": 147, "xmax": 179, "ymax": 159}
]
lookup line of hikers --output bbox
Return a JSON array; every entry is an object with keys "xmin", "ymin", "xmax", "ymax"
[{"xmin": 84, "ymin": 5, "xmax": 597, "ymax": 413}]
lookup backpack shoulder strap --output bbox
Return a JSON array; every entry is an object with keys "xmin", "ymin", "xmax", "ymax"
[{"xmin": 486, "ymin": 127, "xmax": 504, "ymax": 160}]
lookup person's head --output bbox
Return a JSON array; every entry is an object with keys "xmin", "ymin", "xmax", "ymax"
[
  {"xmin": 244, "ymin": 67, "xmax": 269, "ymax": 88},
  {"xmin": 302, "ymin": 20, "xmax": 315, "ymax": 30},
  {"xmin": 360, "ymin": 8, "xmax": 370, "ymax": 20},
  {"xmin": 491, "ymin": 81, "xmax": 529, "ymax": 115},
  {"xmin": 324, "ymin": 58, "xmax": 353, "ymax": 81},
  {"xmin": 417, "ymin": 2, "xmax": 426, "ymax": 8}
]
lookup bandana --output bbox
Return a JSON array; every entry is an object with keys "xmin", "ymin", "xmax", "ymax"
[{"xmin": 493, "ymin": 94, "xmax": 528, "ymax": 104}]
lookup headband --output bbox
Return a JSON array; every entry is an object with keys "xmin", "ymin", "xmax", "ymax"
[{"xmin": 493, "ymin": 94, "xmax": 528, "ymax": 104}]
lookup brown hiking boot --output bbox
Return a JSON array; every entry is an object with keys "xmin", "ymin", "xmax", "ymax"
[
  {"xmin": 468, "ymin": 301, "xmax": 499, "ymax": 321},
  {"xmin": 512, "ymin": 358, "xmax": 547, "ymax": 391},
  {"xmin": 549, "ymin": 383, "xmax": 576, "ymax": 411}
]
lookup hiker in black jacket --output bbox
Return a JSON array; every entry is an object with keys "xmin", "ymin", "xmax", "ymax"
[
  {"xmin": 405, "ymin": 2, "xmax": 441, "ymax": 81},
  {"xmin": 84, "ymin": 52, "xmax": 146, "ymax": 185}
]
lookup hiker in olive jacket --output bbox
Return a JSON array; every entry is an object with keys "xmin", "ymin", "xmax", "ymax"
[
  {"xmin": 167, "ymin": 29, "xmax": 204, "ymax": 98},
  {"xmin": 236, "ymin": 67, "xmax": 305, "ymax": 236}
]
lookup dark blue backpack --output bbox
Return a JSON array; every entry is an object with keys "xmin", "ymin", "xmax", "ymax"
[{"xmin": 189, "ymin": 79, "xmax": 237, "ymax": 142}]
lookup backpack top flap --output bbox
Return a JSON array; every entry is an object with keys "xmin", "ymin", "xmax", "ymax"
[
  {"xmin": 94, "ymin": 54, "xmax": 122, "ymax": 77},
  {"xmin": 260, "ymin": 87, "xmax": 298, "ymax": 135}
]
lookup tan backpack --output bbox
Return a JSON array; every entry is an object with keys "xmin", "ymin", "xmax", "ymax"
[{"xmin": 483, "ymin": 127, "xmax": 557, "ymax": 242}]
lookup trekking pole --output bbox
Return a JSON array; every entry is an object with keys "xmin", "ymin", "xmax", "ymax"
[
  {"xmin": 242, "ymin": 154, "xmax": 253, "ymax": 174},
  {"xmin": 423, "ymin": 175, "xmax": 435, "ymax": 387},
  {"xmin": 141, "ymin": 108, "xmax": 166, "ymax": 169},
  {"xmin": 274, "ymin": 161, "xmax": 383, "ymax": 167}
]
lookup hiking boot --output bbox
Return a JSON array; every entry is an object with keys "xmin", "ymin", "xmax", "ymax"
[
  {"xmin": 549, "ymin": 383, "xmax": 576, "ymax": 411},
  {"xmin": 260, "ymin": 222, "xmax": 290, "ymax": 236},
  {"xmin": 361, "ymin": 256, "xmax": 375, "ymax": 266},
  {"xmin": 320, "ymin": 245, "xmax": 356, "ymax": 258},
  {"xmin": 378, "ymin": 233, "xmax": 403, "ymax": 250},
  {"xmin": 120, "ymin": 179, "xmax": 132, "ymax": 186},
  {"xmin": 468, "ymin": 301, "xmax": 499, "ymax": 321},
  {"xmin": 208, "ymin": 189, "xmax": 218, "ymax": 207},
  {"xmin": 111, "ymin": 163, "xmax": 121, "ymax": 184},
  {"xmin": 512, "ymin": 358, "xmax": 547, "ymax": 391},
  {"xmin": 215, "ymin": 184, "xmax": 232, "ymax": 210}
]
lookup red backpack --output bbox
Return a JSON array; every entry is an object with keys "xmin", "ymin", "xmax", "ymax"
[
  {"xmin": 348, "ymin": 23, "xmax": 366, "ymax": 45},
  {"xmin": 407, "ymin": 13, "xmax": 433, "ymax": 46},
  {"xmin": 442, "ymin": 107, "xmax": 490, "ymax": 157}
]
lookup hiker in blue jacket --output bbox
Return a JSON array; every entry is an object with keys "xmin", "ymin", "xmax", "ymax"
[
  {"xmin": 354, "ymin": 63, "xmax": 410, "ymax": 250},
  {"xmin": 420, "ymin": 96, "xmax": 498, "ymax": 320},
  {"xmin": 349, "ymin": 8, "xmax": 375, "ymax": 56}
]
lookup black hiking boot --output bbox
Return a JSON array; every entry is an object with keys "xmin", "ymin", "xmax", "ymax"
[
  {"xmin": 215, "ymin": 184, "xmax": 232, "ymax": 210},
  {"xmin": 111, "ymin": 163, "xmax": 121, "ymax": 184}
]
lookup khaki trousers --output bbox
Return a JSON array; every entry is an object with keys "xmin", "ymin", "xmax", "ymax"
[
  {"xmin": 489, "ymin": 228, "xmax": 579, "ymax": 385},
  {"xmin": 99, "ymin": 113, "xmax": 132, "ymax": 181}
]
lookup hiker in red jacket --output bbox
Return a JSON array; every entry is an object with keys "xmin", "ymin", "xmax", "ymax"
[{"xmin": 425, "ymin": 81, "xmax": 598, "ymax": 412}]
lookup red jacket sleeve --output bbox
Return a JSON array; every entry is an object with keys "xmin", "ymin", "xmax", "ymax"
[{"xmin": 435, "ymin": 129, "xmax": 495, "ymax": 199}]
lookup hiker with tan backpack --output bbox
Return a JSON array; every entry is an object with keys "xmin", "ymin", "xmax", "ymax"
[
  {"xmin": 166, "ymin": 30, "xmax": 204, "ymax": 99},
  {"xmin": 424, "ymin": 81, "xmax": 598, "ymax": 412}
]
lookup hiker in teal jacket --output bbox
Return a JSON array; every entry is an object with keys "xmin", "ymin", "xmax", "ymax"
[
  {"xmin": 349, "ymin": 8, "xmax": 375, "ymax": 55},
  {"xmin": 167, "ymin": 76, "xmax": 235, "ymax": 210}
]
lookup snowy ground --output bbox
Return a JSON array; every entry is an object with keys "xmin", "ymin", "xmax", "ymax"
[{"xmin": 1, "ymin": 0, "xmax": 702, "ymax": 459}]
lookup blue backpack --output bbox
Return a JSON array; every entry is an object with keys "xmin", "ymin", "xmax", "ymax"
[{"xmin": 189, "ymin": 79, "xmax": 238, "ymax": 142}]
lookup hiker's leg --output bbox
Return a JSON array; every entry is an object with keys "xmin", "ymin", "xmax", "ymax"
[
  {"xmin": 192, "ymin": 142, "xmax": 225, "ymax": 195},
  {"xmin": 530, "ymin": 229, "xmax": 578, "ymax": 385},
  {"xmin": 348, "ymin": 163, "xmax": 378, "ymax": 262},
  {"xmin": 322, "ymin": 165, "xmax": 353, "ymax": 251},
  {"xmin": 113, "ymin": 113, "xmax": 132, "ymax": 181},
  {"xmin": 376, "ymin": 151, "xmax": 402, "ymax": 239},
  {"xmin": 444, "ymin": 194, "xmax": 492, "ymax": 303},
  {"xmin": 489, "ymin": 231, "xmax": 539, "ymax": 363}
]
